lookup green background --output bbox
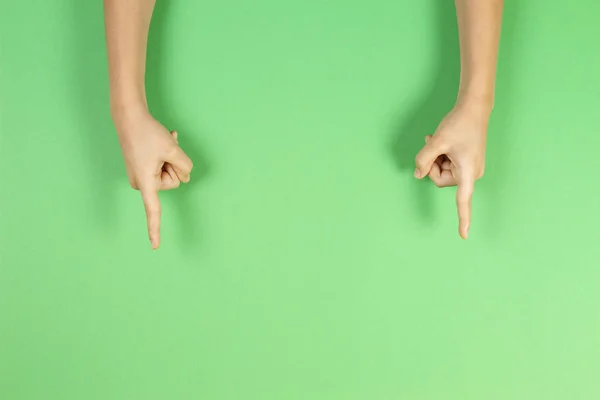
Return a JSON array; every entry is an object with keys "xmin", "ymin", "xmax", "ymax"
[{"xmin": 2, "ymin": 0, "xmax": 600, "ymax": 399}]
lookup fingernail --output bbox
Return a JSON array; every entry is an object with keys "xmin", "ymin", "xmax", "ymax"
[
  {"xmin": 151, "ymin": 239, "xmax": 158, "ymax": 250},
  {"xmin": 414, "ymin": 168, "xmax": 422, "ymax": 178}
]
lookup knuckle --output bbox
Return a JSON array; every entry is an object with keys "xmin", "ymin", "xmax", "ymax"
[
  {"xmin": 129, "ymin": 180, "xmax": 139, "ymax": 190},
  {"xmin": 165, "ymin": 143, "xmax": 179, "ymax": 158},
  {"xmin": 431, "ymin": 136, "xmax": 447, "ymax": 150},
  {"xmin": 182, "ymin": 156, "xmax": 193, "ymax": 172},
  {"xmin": 415, "ymin": 154, "xmax": 426, "ymax": 167},
  {"xmin": 477, "ymin": 167, "xmax": 486, "ymax": 179}
]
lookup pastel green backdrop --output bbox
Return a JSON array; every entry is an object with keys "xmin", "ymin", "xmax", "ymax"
[{"xmin": 1, "ymin": 0, "xmax": 600, "ymax": 399}]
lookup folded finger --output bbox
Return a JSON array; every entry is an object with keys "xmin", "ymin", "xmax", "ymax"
[{"xmin": 167, "ymin": 146, "xmax": 193, "ymax": 183}]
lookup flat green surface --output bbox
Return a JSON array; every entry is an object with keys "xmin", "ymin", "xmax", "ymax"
[{"xmin": 2, "ymin": 0, "xmax": 600, "ymax": 399}]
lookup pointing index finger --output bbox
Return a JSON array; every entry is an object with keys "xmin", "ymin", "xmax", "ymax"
[
  {"xmin": 140, "ymin": 181, "xmax": 162, "ymax": 249},
  {"xmin": 456, "ymin": 172, "xmax": 475, "ymax": 239}
]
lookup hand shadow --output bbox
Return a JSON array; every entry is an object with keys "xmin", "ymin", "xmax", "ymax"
[
  {"xmin": 146, "ymin": 0, "xmax": 211, "ymax": 252},
  {"xmin": 388, "ymin": 0, "xmax": 460, "ymax": 224},
  {"xmin": 70, "ymin": 0, "xmax": 122, "ymax": 232}
]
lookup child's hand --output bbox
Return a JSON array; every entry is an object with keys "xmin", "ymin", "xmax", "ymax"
[
  {"xmin": 414, "ymin": 100, "xmax": 491, "ymax": 239},
  {"xmin": 114, "ymin": 110, "xmax": 193, "ymax": 249}
]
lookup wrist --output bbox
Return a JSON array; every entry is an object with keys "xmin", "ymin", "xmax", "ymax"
[
  {"xmin": 456, "ymin": 76, "xmax": 495, "ymax": 112},
  {"xmin": 110, "ymin": 99, "xmax": 148, "ymax": 127},
  {"xmin": 108, "ymin": 80, "xmax": 148, "ymax": 119},
  {"xmin": 456, "ymin": 90, "xmax": 494, "ymax": 116}
]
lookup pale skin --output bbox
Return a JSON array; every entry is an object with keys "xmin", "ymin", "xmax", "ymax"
[
  {"xmin": 415, "ymin": 0, "xmax": 504, "ymax": 239},
  {"xmin": 103, "ymin": 0, "xmax": 503, "ymax": 249},
  {"xmin": 104, "ymin": 0, "xmax": 193, "ymax": 250}
]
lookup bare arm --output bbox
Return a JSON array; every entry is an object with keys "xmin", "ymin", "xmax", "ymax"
[
  {"xmin": 415, "ymin": 0, "xmax": 504, "ymax": 239},
  {"xmin": 104, "ymin": 0, "xmax": 193, "ymax": 250},
  {"xmin": 455, "ymin": 0, "xmax": 504, "ymax": 109},
  {"xmin": 104, "ymin": 0, "xmax": 155, "ymax": 117}
]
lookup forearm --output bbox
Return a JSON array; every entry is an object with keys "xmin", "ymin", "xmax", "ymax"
[
  {"xmin": 103, "ymin": 0, "xmax": 156, "ymax": 120},
  {"xmin": 454, "ymin": 0, "xmax": 504, "ymax": 110}
]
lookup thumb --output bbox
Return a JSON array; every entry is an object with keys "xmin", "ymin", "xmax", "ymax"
[{"xmin": 415, "ymin": 138, "xmax": 444, "ymax": 179}]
